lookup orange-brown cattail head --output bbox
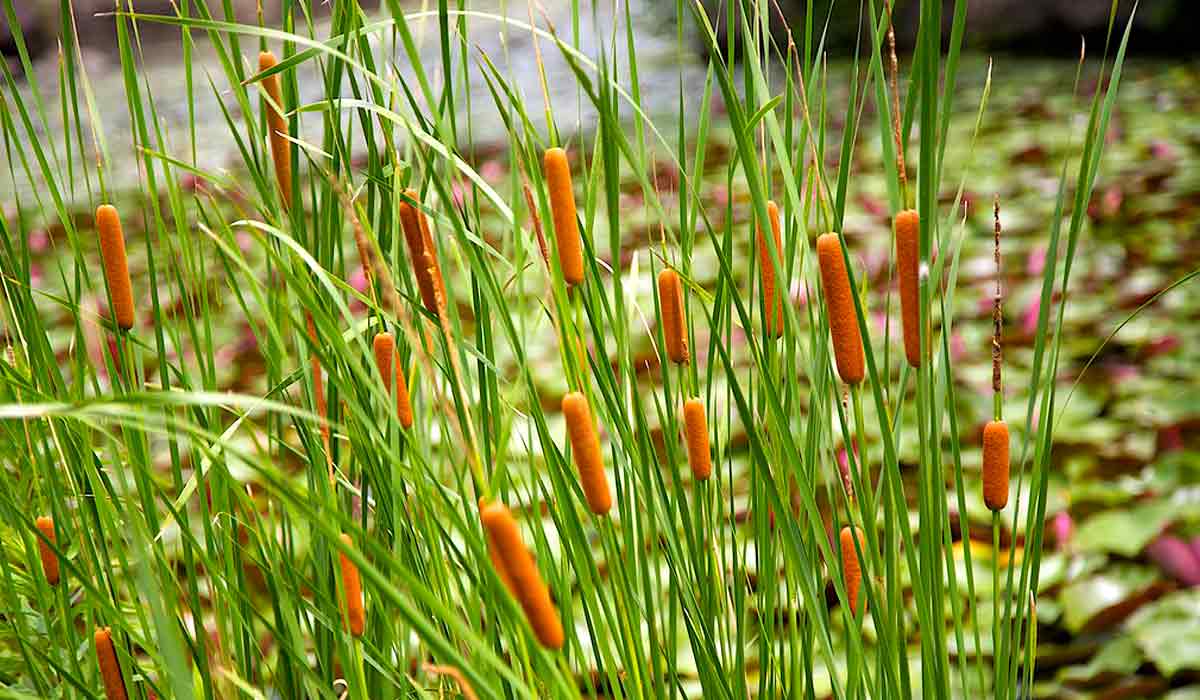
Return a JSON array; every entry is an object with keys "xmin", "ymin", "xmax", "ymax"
[
  {"xmin": 96, "ymin": 205, "xmax": 134, "ymax": 332},
  {"xmin": 839, "ymin": 526, "xmax": 866, "ymax": 617},
  {"xmin": 338, "ymin": 534, "xmax": 365, "ymax": 636},
  {"xmin": 94, "ymin": 627, "xmax": 128, "ymax": 700},
  {"xmin": 35, "ymin": 516, "xmax": 59, "ymax": 586},
  {"xmin": 756, "ymin": 201, "xmax": 785, "ymax": 338},
  {"xmin": 480, "ymin": 501, "xmax": 564, "ymax": 649},
  {"xmin": 657, "ymin": 269, "xmax": 688, "ymax": 364},
  {"xmin": 682, "ymin": 398, "xmax": 712, "ymax": 481},
  {"xmin": 394, "ymin": 358, "xmax": 414, "ymax": 430},
  {"xmin": 479, "ymin": 498, "xmax": 517, "ymax": 596},
  {"xmin": 561, "ymin": 391, "xmax": 611, "ymax": 515},
  {"xmin": 895, "ymin": 209, "xmax": 922, "ymax": 368},
  {"xmin": 372, "ymin": 332, "xmax": 395, "ymax": 393},
  {"xmin": 982, "ymin": 420, "xmax": 1010, "ymax": 512},
  {"xmin": 398, "ymin": 189, "xmax": 447, "ymax": 316},
  {"xmin": 258, "ymin": 51, "xmax": 292, "ymax": 208},
  {"xmin": 543, "ymin": 147, "xmax": 584, "ymax": 286},
  {"xmin": 817, "ymin": 233, "xmax": 865, "ymax": 385}
]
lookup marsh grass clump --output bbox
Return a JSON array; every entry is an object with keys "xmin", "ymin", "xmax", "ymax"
[{"xmin": 0, "ymin": 0, "xmax": 1137, "ymax": 698}]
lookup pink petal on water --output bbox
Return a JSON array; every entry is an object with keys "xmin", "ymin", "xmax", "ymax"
[
  {"xmin": 951, "ymin": 331, "xmax": 966, "ymax": 362},
  {"xmin": 1053, "ymin": 511, "xmax": 1074, "ymax": 550},
  {"xmin": 479, "ymin": 160, "xmax": 504, "ymax": 182},
  {"xmin": 1023, "ymin": 295, "xmax": 1041, "ymax": 335},
  {"xmin": 1146, "ymin": 535, "xmax": 1200, "ymax": 587},
  {"xmin": 28, "ymin": 228, "xmax": 49, "ymax": 253},
  {"xmin": 1026, "ymin": 245, "xmax": 1046, "ymax": 277}
]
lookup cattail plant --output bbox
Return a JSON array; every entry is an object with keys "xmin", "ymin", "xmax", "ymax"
[
  {"xmin": 561, "ymin": 391, "xmax": 611, "ymax": 515},
  {"xmin": 756, "ymin": 201, "xmax": 785, "ymax": 338},
  {"xmin": 657, "ymin": 269, "xmax": 689, "ymax": 364},
  {"xmin": 372, "ymin": 331, "xmax": 414, "ymax": 429},
  {"xmin": 839, "ymin": 526, "xmax": 866, "ymax": 617},
  {"xmin": 682, "ymin": 398, "xmax": 712, "ymax": 481},
  {"xmin": 480, "ymin": 501, "xmax": 564, "ymax": 649},
  {"xmin": 543, "ymin": 147, "xmax": 584, "ymax": 286},
  {"xmin": 398, "ymin": 189, "xmax": 447, "ymax": 317},
  {"xmin": 257, "ymin": 51, "xmax": 292, "ymax": 208},
  {"xmin": 95, "ymin": 205, "xmax": 134, "ymax": 332},
  {"xmin": 817, "ymin": 233, "xmax": 864, "ymax": 385},
  {"xmin": 338, "ymin": 534, "xmax": 365, "ymax": 637},
  {"xmin": 984, "ymin": 198, "xmax": 1009, "ymax": 512},
  {"xmin": 34, "ymin": 516, "xmax": 59, "ymax": 586},
  {"xmin": 894, "ymin": 209, "xmax": 922, "ymax": 367},
  {"xmin": 94, "ymin": 627, "xmax": 128, "ymax": 700}
]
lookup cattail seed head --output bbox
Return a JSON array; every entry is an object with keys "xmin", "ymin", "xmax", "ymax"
[
  {"xmin": 258, "ymin": 51, "xmax": 292, "ymax": 208},
  {"xmin": 96, "ymin": 205, "xmax": 134, "ymax": 332},
  {"xmin": 982, "ymin": 420, "xmax": 1010, "ymax": 512},
  {"xmin": 94, "ymin": 627, "xmax": 128, "ymax": 700},
  {"xmin": 394, "ymin": 359, "xmax": 414, "ymax": 430},
  {"xmin": 756, "ymin": 201, "xmax": 785, "ymax": 338},
  {"xmin": 543, "ymin": 148, "xmax": 584, "ymax": 286},
  {"xmin": 657, "ymin": 269, "xmax": 688, "ymax": 364},
  {"xmin": 817, "ymin": 233, "xmax": 865, "ymax": 385},
  {"xmin": 338, "ymin": 534, "xmax": 365, "ymax": 636},
  {"xmin": 561, "ymin": 391, "xmax": 611, "ymax": 515},
  {"xmin": 480, "ymin": 501, "xmax": 564, "ymax": 649},
  {"xmin": 372, "ymin": 332, "xmax": 394, "ymax": 392},
  {"xmin": 839, "ymin": 526, "xmax": 866, "ymax": 617},
  {"xmin": 895, "ymin": 209, "xmax": 922, "ymax": 368},
  {"xmin": 398, "ymin": 189, "xmax": 447, "ymax": 316},
  {"xmin": 682, "ymin": 398, "xmax": 712, "ymax": 481},
  {"xmin": 479, "ymin": 498, "xmax": 518, "ymax": 596},
  {"xmin": 35, "ymin": 516, "xmax": 59, "ymax": 586}
]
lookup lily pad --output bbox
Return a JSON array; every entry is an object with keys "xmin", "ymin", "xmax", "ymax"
[
  {"xmin": 1127, "ymin": 589, "xmax": 1200, "ymax": 677},
  {"xmin": 1060, "ymin": 564, "xmax": 1160, "ymax": 634}
]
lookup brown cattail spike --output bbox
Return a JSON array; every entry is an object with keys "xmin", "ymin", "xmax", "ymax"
[
  {"xmin": 561, "ymin": 392, "xmax": 611, "ymax": 515},
  {"xmin": 394, "ymin": 359, "xmax": 414, "ymax": 429},
  {"xmin": 398, "ymin": 189, "xmax": 447, "ymax": 317},
  {"xmin": 982, "ymin": 420, "xmax": 1010, "ymax": 512},
  {"xmin": 96, "ymin": 205, "xmax": 134, "ymax": 332},
  {"xmin": 993, "ymin": 196, "xmax": 1003, "ymax": 398},
  {"xmin": 94, "ymin": 627, "xmax": 128, "ymax": 700},
  {"xmin": 543, "ymin": 148, "xmax": 584, "ymax": 286},
  {"xmin": 338, "ymin": 534, "xmax": 365, "ymax": 636},
  {"xmin": 35, "ymin": 516, "xmax": 59, "ymax": 586},
  {"xmin": 756, "ymin": 201, "xmax": 785, "ymax": 338},
  {"xmin": 258, "ymin": 51, "xmax": 292, "ymax": 208},
  {"xmin": 657, "ymin": 269, "xmax": 689, "ymax": 364},
  {"xmin": 817, "ymin": 234, "xmax": 865, "ymax": 385},
  {"xmin": 372, "ymin": 332, "xmax": 394, "ymax": 393},
  {"xmin": 479, "ymin": 498, "xmax": 517, "ymax": 595},
  {"xmin": 839, "ymin": 526, "xmax": 866, "ymax": 617},
  {"xmin": 480, "ymin": 501, "xmax": 564, "ymax": 649},
  {"xmin": 682, "ymin": 398, "xmax": 712, "ymax": 481},
  {"xmin": 895, "ymin": 209, "xmax": 921, "ymax": 368}
]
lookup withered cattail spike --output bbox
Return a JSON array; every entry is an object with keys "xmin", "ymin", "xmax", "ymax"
[
  {"xmin": 96, "ymin": 205, "xmax": 134, "ymax": 332},
  {"xmin": 895, "ymin": 210, "xmax": 921, "ymax": 368},
  {"xmin": 817, "ymin": 233, "xmax": 865, "ymax": 385},
  {"xmin": 657, "ymin": 269, "xmax": 689, "ymax": 364},
  {"xmin": 94, "ymin": 627, "xmax": 129, "ymax": 700},
  {"xmin": 338, "ymin": 534, "xmax": 366, "ymax": 637},
  {"xmin": 886, "ymin": 0, "xmax": 906, "ymax": 191},
  {"xmin": 982, "ymin": 420, "xmax": 1011, "ymax": 512},
  {"xmin": 839, "ymin": 526, "xmax": 866, "ymax": 617},
  {"xmin": 258, "ymin": 51, "xmax": 292, "ymax": 209},
  {"xmin": 523, "ymin": 181, "xmax": 551, "ymax": 270},
  {"xmin": 543, "ymin": 148, "xmax": 584, "ymax": 286},
  {"xmin": 480, "ymin": 502, "xmax": 564, "ymax": 649},
  {"xmin": 682, "ymin": 398, "xmax": 712, "ymax": 481},
  {"xmin": 756, "ymin": 201, "xmax": 785, "ymax": 338},
  {"xmin": 35, "ymin": 516, "xmax": 59, "ymax": 586},
  {"xmin": 561, "ymin": 392, "xmax": 612, "ymax": 515},
  {"xmin": 398, "ymin": 189, "xmax": 447, "ymax": 317},
  {"xmin": 992, "ymin": 196, "xmax": 1003, "ymax": 398}
]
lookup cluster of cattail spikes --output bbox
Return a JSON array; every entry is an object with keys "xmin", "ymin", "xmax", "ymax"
[
  {"xmin": 96, "ymin": 205, "xmax": 135, "ymax": 332},
  {"xmin": 480, "ymin": 500, "xmax": 564, "ymax": 649}
]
